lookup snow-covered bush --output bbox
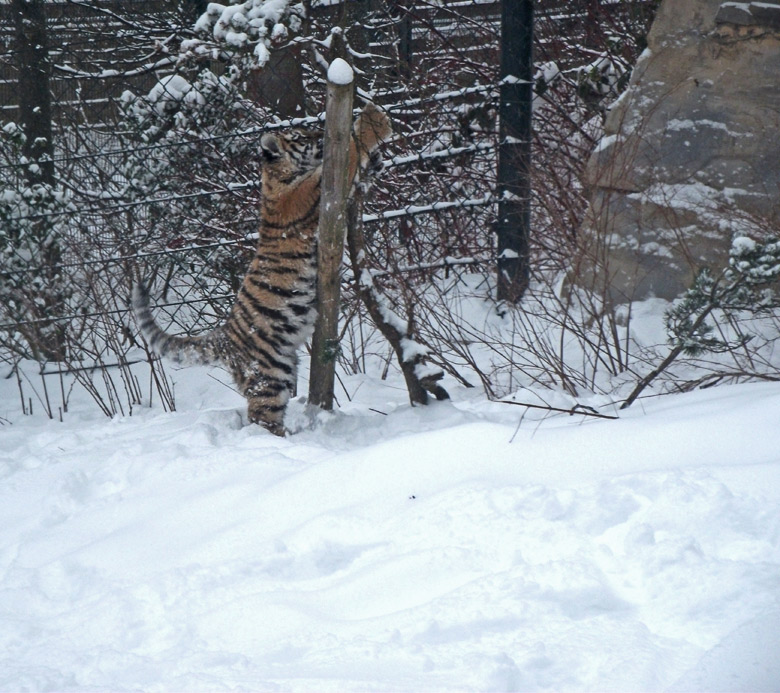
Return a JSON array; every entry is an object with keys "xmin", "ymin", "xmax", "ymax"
[
  {"xmin": 183, "ymin": 0, "xmax": 306, "ymax": 70},
  {"xmin": 118, "ymin": 66, "xmax": 269, "ymax": 310},
  {"xmin": 0, "ymin": 122, "xmax": 75, "ymax": 361},
  {"xmin": 667, "ymin": 236, "xmax": 780, "ymax": 353}
]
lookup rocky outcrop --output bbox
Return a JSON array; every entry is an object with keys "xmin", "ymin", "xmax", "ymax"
[{"xmin": 577, "ymin": 0, "xmax": 780, "ymax": 303}]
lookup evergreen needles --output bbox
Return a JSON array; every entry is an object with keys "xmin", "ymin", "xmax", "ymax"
[{"xmin": 622, "ymin": 235, "xmax": 780, "ymax": 409}]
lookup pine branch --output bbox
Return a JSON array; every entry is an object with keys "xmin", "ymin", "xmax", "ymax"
[{"xmin": 621, "ymin": 235, "xmax": 780, "ymax": 409}]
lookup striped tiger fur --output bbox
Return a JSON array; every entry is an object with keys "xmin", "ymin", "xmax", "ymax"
[{"xmin": 133, "ymin": 103, "xmax": 392, "ymax": 435}]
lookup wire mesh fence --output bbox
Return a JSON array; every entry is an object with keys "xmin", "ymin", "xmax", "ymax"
[{"xmin": 0, "ymin": 0, "xmax": 660, "ymax": 414}]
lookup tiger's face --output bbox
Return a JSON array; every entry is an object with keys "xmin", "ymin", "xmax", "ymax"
[{"xmin": 260, "ymin": 129, "xmax": 323, "ymax": 181}]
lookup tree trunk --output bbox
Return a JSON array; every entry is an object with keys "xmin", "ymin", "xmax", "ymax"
[
  {"xmin": 345, "ymin": 189, "xmax": 449, "ymax": 405},
  {"xmin": 13, "ymin": 0, "xmax": 54, "ymax": 186}
]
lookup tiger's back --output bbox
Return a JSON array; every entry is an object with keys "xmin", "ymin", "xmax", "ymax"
[{"xmin": 133, "ymin": 103, "xmax": 392, "ymax": 435}]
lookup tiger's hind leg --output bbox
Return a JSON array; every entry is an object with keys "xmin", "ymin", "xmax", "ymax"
[{"xmin": 245, "ymin": 374, "xmax": 295, "ymax": 436}]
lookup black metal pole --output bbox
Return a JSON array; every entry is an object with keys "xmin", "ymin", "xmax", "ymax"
[{"xmin": 496, "ymin": 0, "xmax": 533, "ymax": 304}]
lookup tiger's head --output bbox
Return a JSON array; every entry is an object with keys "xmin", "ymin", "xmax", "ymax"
[{"xmin": 260, "ymin": 128, "xmax": 323, "ymax": 181}]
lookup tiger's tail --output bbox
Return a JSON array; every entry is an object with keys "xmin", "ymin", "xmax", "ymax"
[{"xmin": 132, "ymin": 282, "xmax": 220, "ymax": 367}]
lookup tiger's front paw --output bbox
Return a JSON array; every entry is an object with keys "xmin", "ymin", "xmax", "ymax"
[
  {"xmin": 367, "ymin": 148, "xmax": 384, "ymax": 175},
  {"xmin": 355, "ymin": 102, "xmax": 392, "ymax": 151}
]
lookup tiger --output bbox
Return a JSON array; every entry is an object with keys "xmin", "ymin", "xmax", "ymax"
[{"xmin": 132, "ymin": 102, "xmax": 392, "ymax": 435}]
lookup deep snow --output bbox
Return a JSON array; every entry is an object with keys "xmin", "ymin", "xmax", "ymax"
[{"xmin": 1, "ymin": 362, "xmax": 779, "ymax": 692}]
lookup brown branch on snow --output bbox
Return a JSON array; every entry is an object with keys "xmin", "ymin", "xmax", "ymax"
[{"xmin": 497, "ymin": 399, "xmax": 619, "ymax": 420}]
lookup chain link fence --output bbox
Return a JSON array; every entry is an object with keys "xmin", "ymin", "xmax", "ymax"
[{"xmin": 0, "ymin": 0, "xmax": 659, "ymax": 415}]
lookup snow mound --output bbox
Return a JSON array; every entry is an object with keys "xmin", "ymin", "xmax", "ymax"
[
  {"xmin": 668, "ymin": 611, "xmax": 780, "ymax": 692},
  {"xmin": 1, "ymin": 372, "xmax": 780, "ymax": 691}
]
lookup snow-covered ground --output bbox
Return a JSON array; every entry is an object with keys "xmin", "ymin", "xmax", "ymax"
[{"xmin": 1, "ymin": 360, "xmax": 779, "ymax": 692}]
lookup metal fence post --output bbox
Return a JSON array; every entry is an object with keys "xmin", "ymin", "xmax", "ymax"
[{"xmin": 496, "ymin": 0, "xmax": 533, "ymax": 303}]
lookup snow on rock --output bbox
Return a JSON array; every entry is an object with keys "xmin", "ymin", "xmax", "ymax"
[
  {"xmin": 1, "ymin": 367, "xmax": 780, "ymax": 691},
  {"xmin": 580, "ymin": 0, "xmax": 780, "ymax": 302}
]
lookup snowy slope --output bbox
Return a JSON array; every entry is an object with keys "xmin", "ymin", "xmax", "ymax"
[{"xmin": 1, "ymin": 368, "xmax": 779, "ymax": 692}]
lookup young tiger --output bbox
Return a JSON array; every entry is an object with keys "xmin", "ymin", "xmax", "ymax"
[{"xmin": 133, "ymin": 103, "xmax": 392, "ymax": 435}]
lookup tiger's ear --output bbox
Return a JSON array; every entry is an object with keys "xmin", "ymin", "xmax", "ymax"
[{"xmin": 261, "ymin": 133, "xmax": 281, "ymax": 161}]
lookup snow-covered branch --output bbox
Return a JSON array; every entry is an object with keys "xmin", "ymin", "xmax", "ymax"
[
  {"xmin": 362, "ymin": 194, "xmax": 494, "ymax": 223},
  {"xmin": 53, "ymin": 57, "xmax": 179, "ymax": 80}
]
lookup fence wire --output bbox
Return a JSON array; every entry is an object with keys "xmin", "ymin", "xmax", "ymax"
[{"xmin": 0, "ymin": 0, "xmax": 658, "ymax": 391}]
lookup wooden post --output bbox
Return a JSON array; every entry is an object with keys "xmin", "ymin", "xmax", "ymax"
[{"xmin": 308, "ymin": 58, "xmax": 355, "ymax": 410}]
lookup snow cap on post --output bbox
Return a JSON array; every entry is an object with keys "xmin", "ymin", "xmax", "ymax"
[{"xmin": 327, "ymin": 58, "xmax": 354, "ymax": 86}]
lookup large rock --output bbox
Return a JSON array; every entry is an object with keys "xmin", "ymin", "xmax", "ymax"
[{"xmin": 578, "ymin": 0, "xmax": 780, "ymax": 303}]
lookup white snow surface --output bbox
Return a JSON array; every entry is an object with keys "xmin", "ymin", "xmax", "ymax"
[{"xmin": 1, "ymin": 366, "xmax": 780, "ymax": 692}]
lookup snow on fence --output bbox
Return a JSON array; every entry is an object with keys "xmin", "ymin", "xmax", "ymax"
[{"xmin": 0, "ymin": 0, "xmax": 658, "ymax": 407}]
